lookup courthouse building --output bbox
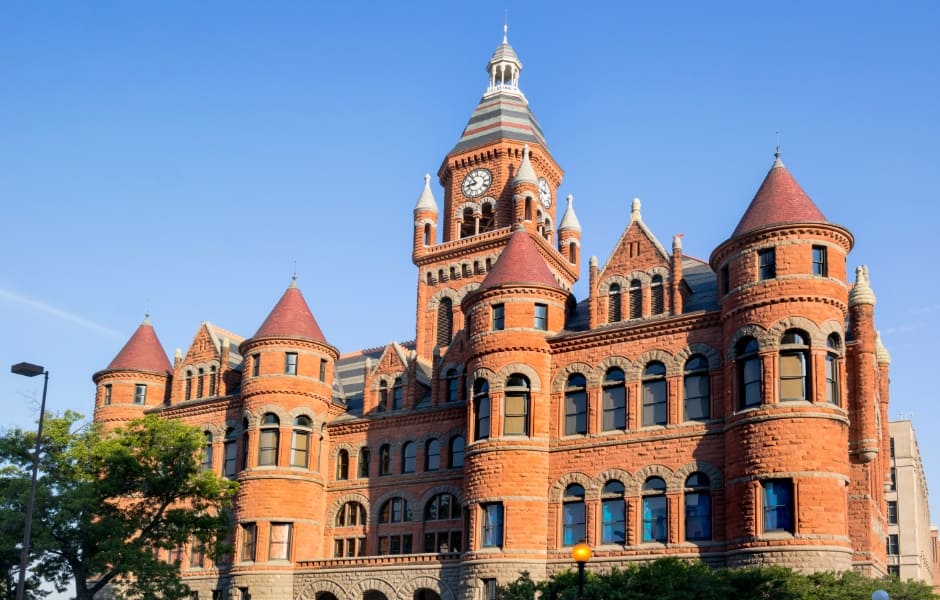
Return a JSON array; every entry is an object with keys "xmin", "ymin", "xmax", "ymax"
[{"xmin": 91, "ymin": 32, "xmax": 896, "ymax": 600}]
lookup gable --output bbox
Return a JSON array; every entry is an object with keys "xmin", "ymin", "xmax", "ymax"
[{"xmin": 599, "ymin": 219, "xmax": 671, "ymax": 282}]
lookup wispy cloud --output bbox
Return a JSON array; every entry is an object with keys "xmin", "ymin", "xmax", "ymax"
[
  {"xmin": 0, "ymin": 288, "xmax": 122, "ymax": 338},
  {"xmin": 879, "ymin": 323, "xmax": 926, "ymax": 336}
]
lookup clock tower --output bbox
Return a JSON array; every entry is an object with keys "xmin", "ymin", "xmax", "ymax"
[{"xmin": 411, "ymin": 27, "xmax": 580, "ymax": 363}]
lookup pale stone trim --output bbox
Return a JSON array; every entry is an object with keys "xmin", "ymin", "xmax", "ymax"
[
  {"xmin": 632, "ymin": 464, "xmax": 676, "ymax": 494},
  {"xmin": 552, "ymin": 362, "xmax": 592, "ymax": 393},
  {"xmin": 549, "ymin": 472, "xmax": 595, "ymax": 502},
  {"xmin": 630, "ymin": 349, "xmax": 675, "ymax": 378}
]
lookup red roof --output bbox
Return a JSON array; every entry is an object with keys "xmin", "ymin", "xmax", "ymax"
[
  {"xmin": 106, "ymin": 319, "xmax": 172, "ymax": 373},
  {"xmin": 253, "ymin": 283, "xmax": 327, "ymax": 342},
  {"xmin": 732, "ymin": 158, "xmax": 827, "ymax": 237},
  {"xmin": 480, "ymin": 229, "xmax": 559, "ymax": 290}
]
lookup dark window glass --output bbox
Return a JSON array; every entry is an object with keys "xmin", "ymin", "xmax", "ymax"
[
  {"xmin": 446, "ymin": 369, "xmax": 460, "ymax": 403},
  {"xmin": 285, "ymin": 352, "xmax": 298, "ymax": 375},
  {"xmin": 392, "ymin": 377, "xmax": 404, "ymax": 410},
  {"xmin": 134, "ymin": 384, "xmax": 147, "ymax": 404},
  {"xmin": 534, "ymin": 303, "xmax": 548, "ymax": 330},
  {"xmin": 603, "ymin": 368, "xmax": 626, "ymax": 430},
  {"xmin": 424, "ymin": 493, "xmax": 461, "ymax": 521},
  {"xmin": 651, "ymin": 275, "xmax": 664, "ymax": 315},
  {"xmin": 684, "ymin": 355, "xmax": 710, "ymax": 421},
  {"xmin": 224, "ymin": 428, "xmax": 238, "ymax": 478},
  {"xmin": 763, "ymin": 479, "xmax": 794, "ymax": 533},
  {"xmin": 379, "ymin": 444, "xmax": 391, "ymax": 475},
  {"xmin": 336, "ymin": 449, "xmax": 349, "ymax": 480},
  {"xmin": 826, "ymin": 334, "xmax": 841, "ymax": 405},
  {"xmin": 887, "ymin": 500, "xmax": 898, "ymax": 524},
  {"xmin": 378, "ymin": 381, "xmax": 388, "ymax": 412},
  {"xmin": 425, "ymin": 439, "xmax": 440, "ymax": 471},
  {"xmin": 642, "ymin": 477, "xmax": 667, "ymax": 542},
  {"xmin": 241, "ymin": 523, "xmax": 257, "ymax": 561},
  {"xmin": 437, "ymin": 297, "xmax": 453, "ymax": 346},
  {"xmin": 358, "ymin": 447, "xmax": 370, "ymax": 478},
  {"xmin": 562, "ymin": 484, "xmax": 586, "ymax": 546},
  {"xmin": 449, "ymin": 435, "xmax": 465, "ymax": 468},
  {"xmin": 608, "ymin": 283, "xmax": 622, "ymax": 323},
  {"xmin": 684, "ymin": 473, "xmax": 711, "ymax": 541},
  {"xmin": 185, "ymin": 371, "xmax": 193, "ymax": 400},
  {"xmin": 564, "ymin": 374, "xmax": 588, "ymax": 435},
  {"xmin": 758, "ymin": 248, "xmax": 776, "ymax": 280},
  {"xmin": 402, "ymin": 442, "xmax": 416, "ymax": 473},
  {"xmin": 812, "ymin": 245, "xmax": 828, "ymax": 276},
  {"xmin": 474, "ymin": 380, "xmax": 490, "ymax": 440},
  {"xmin": 629, "ymin": 280, "xmax": 642, "ymax": 319},
  {"xmin": 642, "ymin": 362, "xmax": 667, "ymax": 426},
  {"xmin": 481, "ymin": 503, "xmax": 503, "ymax": 547},
  {"xmin": 737, "ymin": 337, "xmax": 762, "ymax": 408},
  {"xmin": 493, "ymin": 303, "xmax": 505, "ymax": 331},
  {"xmin": 379, "ymin": 498, "xmax": 410, "ymax": 523},
  {"xmin": 601, "ymin": 481, "xmax": 626, "ymax": 544},
  {"xmin": 887, "ymin": 534, "xmax": 899, "ymax": 555},
  {"xmin": 251, "ymin": 354, "xmax": 260, "ymax": 378}
]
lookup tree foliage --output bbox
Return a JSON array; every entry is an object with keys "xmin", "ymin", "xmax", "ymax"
[
  {"xmin": 0, "ymin": 412, "xmax": 238, "ymax": 600},
  {"xmin": 497, "ymin": 557, "xmax": 937, "ymax": 600}
]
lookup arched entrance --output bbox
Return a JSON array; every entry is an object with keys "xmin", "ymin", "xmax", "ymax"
[
  {"xmin": 316, "ymin": 594, "xmax": 339, "ymax": 600},
  {"xmin": 364, "ymin": 592, "xmax": 388, "ymax": 600},
  {"xmin": 415, "ymin": 590, "xmax": 442, "ymax": 600}
]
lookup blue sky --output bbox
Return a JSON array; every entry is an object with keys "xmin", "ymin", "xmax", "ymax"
[{"xmin": 2, "ymin": 0, "xmax": 939, "ymax": 549}]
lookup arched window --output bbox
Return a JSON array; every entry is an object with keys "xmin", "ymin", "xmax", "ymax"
[
  {"xmin": 336, "ymin": 449, "xmax": 350, "ymax": 480},
  {"xmin": 562, "ymin": 484, "xmax": 586, "ymax": 546},
  {"xmin": 209, "ymin": 365, "xmax": 217, "ymax": 396},
  {"xmin": 504, "ymin": 374, "xmax": 530, "ymax": 436},
  {"xmin": 473, "ymin": 379, "xmax": 490, "ymax": 440},
  {"xmin": 601, "ymin": 480, "xmax": 626, "ymax": 544},
  {"xmin": 402, "ymin": 442, "xmax": 416, "ymax": 473},
  {"xmin": 564, "ymin": 374, "xmax": 588, "ymax": 435},
  {"xmin": 649, "ymin": 276, "xmax": 664, "ymax": 316},
  {"xmin": 379, "ymin": 497, "xmax": 410, "ymax": 523},
  {"xmin": 629, "ymin": 279, "xmax": 642, "ymax": 319},
  {"xmin": 684, "ymin": 473, "xmax": 711, "ymax": 541},
  {"xmin": 826, "ymin": 333, "xmax": 841, "ymax": 405},
  {"xmin": 780, "ymin": 330, "xmax": 809, "ymax": 402},
  {"xmin": 423, "ymin": 492, "xmax": 463, "ymax": 552},
  {"xmin": 642, "ymin": 476, "xmax": 667, "ymax": 542},
  {"xmin": 569, "ymin": 243, "xmax": 577, "ymax": 264},
  {"xmin": 378, "ymin": 381, "xmax": 389, "ymax": 412},
  {"xmin": 608, "ymin": 283, "xmax": 622, "ymax": 323},
  {"xmin": 684, "ymin": 355, "xmax": 710, "ymax": 421},
  {"xmin": 358, "ymin": 447, "xmax": 371, "ymax": 478},
  {"xmin": 379, "ymin": 444, "xmax": 391, "ymax": 476},
  {"xmin": 223, "ymin": 427, "xmax": 238, "ymax": 479},
  {"xmin": 196, "ymin": 367, "xmax": 205, "ymax": 398},
  {"xmin": 424, "ymin": 493, "xmax": 461, "ymax": 521},
  {"xmin": 445, "ymin": 369, "xmax": 459, "ymax": 403},
  {"xmin": 642, "ymin": 362, "xmax": 667, "ymax": 426},
  {"xmin": 291, "ymin": 416, "xmax": 311, "ymax": 468},
  {"xmin": 437, "ymin": 298, "xmax": 453, "ymax": 347},
  {"xmin": 336, "ymin": 501, "xmax": 366, "ymax": 526},
  {"xmin": 737, "ymin": 337, "xmax": 762, "ymax": 408},
  {"xmin": 602, "ymin": 368, "xmax": 626, "ymax": 431},
  {"xmin": 240, "ymin": 418, "xmax": 250, "ymax": 470},
  {"xmin": 184, "ymin": 370, "xmax": 193, "ymax": 400},
  {"xmin": 258, "ymin": 413, "xmax": 280, "ymax": 466},
  {"xmin": 425, "ymin": 439, "xmax": 440, "ymax": 471},
  {"xmin": 480, "ymin": 203, "xmax": 495, "ymax": 232},
  {"xmin": 423, "ymin": 223, "xmax": 431, "ymax": 246},
  {"xmin": 201, "ymin": 432, "xmax": 213, "ymax": 471},
  {"xmin": 460, "ymin": 207, "xmax": 475, "ymax": 238},
  {"xmin": 392, "ymin": 377, "xmax": 404, "ymax": 410},
  {"xmin": 449, "ymin": 435, "xmax": 465, "ymax": 468}
]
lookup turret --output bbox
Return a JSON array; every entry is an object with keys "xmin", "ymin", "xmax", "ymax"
[
  {"xmin": 558, "ymin": 194, "xmax": 581, "ymax": 270},
  {"xmin": 412, "ymin": 173, "xmax": 439, "ymax": 260}
]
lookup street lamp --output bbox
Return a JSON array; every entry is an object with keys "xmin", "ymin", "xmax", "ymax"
[
  {"xmin": 872, "ymin": 591, "xmax": 890, "ymax": 600},
  {"xmin": 11, "ymin": 362, "xmax": 49, "ymax": 600},
  {"xmin": 571, "ymin": 541, "xmax": 592, "ymax": 600}
]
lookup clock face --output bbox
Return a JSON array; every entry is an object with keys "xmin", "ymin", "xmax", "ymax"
[
  {"xmin": 538, "ymin": 177, "xmax": 552, "ymax": 208},
  {"xmin": 461, "ymin": 168, "xmax": 493, "ymax": 198}
]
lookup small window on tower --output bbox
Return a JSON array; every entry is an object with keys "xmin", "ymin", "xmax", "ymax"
[
  {"xmin": 492, "ymin": 303, "xmax": 505, "ymax": 331},
  {"xmin": 758, "ymin": 248, "xmax": 776, "ymax": 280},
  {"xmin": 285, "ymin": 352, "xmax": 298, "ymax": 376},
  {"xmin": 812, "ymin": 245, "xmax": 828, "ymax": 277},
  {"xmin": 134, "ymin": 384, "xmax": 147, "ymax": 404}
]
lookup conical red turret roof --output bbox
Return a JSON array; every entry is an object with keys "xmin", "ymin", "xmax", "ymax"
[
  {"xmin": 480, "ymin": 228, "xmax": 559, "ymax": 290},
  {"xmin": 106, "ymin": 317, "xmax": 172, "ymax": 373},
  {"xmin": 732, "ymin": 155, "xmax": 827, "ymax": 238},
  {"xmin": 253, "ymin": 279, "xmax": 327, "ymax": 342}
]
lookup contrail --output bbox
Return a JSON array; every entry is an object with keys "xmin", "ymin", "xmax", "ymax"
[{"xmin": 0, "ymin": 288, "xmax": 123, "ymax": 338}]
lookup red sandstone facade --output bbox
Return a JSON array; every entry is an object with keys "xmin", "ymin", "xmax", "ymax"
[{"xmin": 91, "ymin": 36, "xmax": 893, "ymax": 600}]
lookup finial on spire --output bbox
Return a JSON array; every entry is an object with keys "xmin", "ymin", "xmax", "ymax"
[
  {"xmin": 143, "ymin": 311, "xmax": 151, "ymax": 325},
  {"xmin": 503, "ymin": 10, "xmax": 508, "ymax": 43},
  {"xmin": 290, "ymin": 265, "xmax": 298, "ymax": 288},
  {"xmin": 772, "ymin": 131, "xmax": 784, "ymax": 168},
  {"xmin": 631, "ymin": 197, "xmax": 642, "ymax": 222}
]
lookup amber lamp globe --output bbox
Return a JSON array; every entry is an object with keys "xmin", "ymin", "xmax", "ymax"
[{"xmin": 571, "ymin": 542, "xmax": 592, "ymax": 565}]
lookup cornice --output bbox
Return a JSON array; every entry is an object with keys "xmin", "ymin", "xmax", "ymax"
[{"xmin": 549, "ymin": 310, "xmax": 720, "ymax": 353}]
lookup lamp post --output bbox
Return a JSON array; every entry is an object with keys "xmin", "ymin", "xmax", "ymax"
[
  {"xmin": 872, "ymin": 591, "xmax": 890, "ymax": 600},
  {"xmin": 571, "ymin": 542, "xmax": 592, "ymax": 600},
  {"xmin": 11, "ymin": 362, "xmax": 49, "ymax": 600}
]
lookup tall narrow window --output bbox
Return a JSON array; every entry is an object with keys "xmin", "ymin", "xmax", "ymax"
[
  {"xmin": 762, "ymin": 479, "xmax": 794, "ymax": 533},
  {"xmin": 224, "ymin": 428, "xmax": 238, "ymax": 478},
  {"xmin": 379, "ymin": 444, "xmax": 391, "ymax": 476},
  {"xmin": 378, "ymin": 381, "xmax": 389, "ymax": 412},
  {"xmin": 252, "ymin": 353, "xmax": 260, "ymax": 377},
  {"xmin": 446, "ymin": 368, "xmax": 460, "ymax": 403},
  {"xmin": 720, "ymin": 265, "xmax": 730, "ymax": 296},
  {"xmin": 642, "ymin": 477, "xmax": 667, "ymax": 542},
  {"xmin": 481, "ymin": 503, "xmax": 503, "ymax": 547},
  {"xmin": 608, "ymin": 283, "xmax": 622, "ymax": 323},
  {"xmin": 258, "ymin": 413, "xmax": 280, "ymax": 467},
  {"xmin": 336, "ymin": 449, "xmax": 349, "ymax": 480},
  {"xmin": 602, "ymin": 368, "xmax": 627, "ymax": 431},
  {"xmin": 319, "ymin": 358, "xmax": 327, "ymax": 381},
  {"xmin": 134, "ymin": 384, "xmax": 147, "ymax": 404},
  {"xmin": 650, "ymin": 275, "xmax": 664, "ymax": 315},
  {"xmin": 209, "ymin": 366, "xmax": 217, "ymax": 396},
  {"xmin": 564, "ymin": 374, "xmax": 588, "ymax": 435},
  {"xmin": 480, "ymin": 203, "xmax": 495, "ymax": 232},
  {"xmin": 103, "ymin": 384, "xmax": 112, "ymax": 405},
  {"xmin": 185, "ymin": 371, "xmax": 193, "ymax": 400},
  {"xmin": 562, "ymin": 484, "xmax": 586, "ymax": 546},
  {"xmin": 392, "ymin": 377, "xmax": 404, "ymax": 410},
  {"xmin": 201, "ymin": 432, "xmax": 213, "ymax": 471},
  {"xmin": 629, "ymin": 280, "xmax": 642, "ymax": 319},
  {"xmin": 241, "ymin": 523, "xmax": 257, "ymax": 562},
  {"xmin": 812, "ymin": 245, "xmax": 828, "ymax": 276},
  {"xmin": 285, "ymin": 352, "xmax": 298, "ymax": 375},
  {"xmin": 737, "ymin": 337, "xmax": 762, "ymax": 408},
  {"xmin": 379, "ymin": 497, "xmax": 410, "ymax": 523},
  {"xmin": 534, "ymin": 303, "xmax": 548, "ymax": 330},
  {"xmin": 196, "ymin": 368, "xmax": 205, "ymax": 398},
  {"xmin": 642, "ymin": 362, "xmax": 667, "ymax": 426},
  {"xmin": 289, "ymin": 416, "xmax": 310, "ymax": 468},
  {"xmin": 437, "ymin": 297, "xmax": 454, "ymax": 346},
  {"xmin": 887, "ymin": 534, "xmax": 900, "ymax": 555},
  {"xmin": 504, "ymin": 374, "xmax": 530, "ymax": 436},
  {"xmin": 683, "ymin": 355, "xmax": 710, "ymax": 421},
  {"xmin": 269, "ymin": 523, "xmax": 292, "ymax": 561},
  {"xmin": 492, "ymin": 303, "xmax": 505, "ymax": 331},
  {"xmin": 779, "ymin": 330, "xmax": 809, "ymax": 402},
  {"xmin": 241, "ymin": 418, "xmax": 250, "ymax": 470},
  {"xmin": 425, "ymin": 439, "xmax": 440, "ymax": 471},
  {"xmin": 826, "ymin": 333, "xmax": 841, "ymax": 405},
  {"xmin": 474, "ymin": 379, "xmax": 491, "ymax": 440},
  {"xmin": 358, "ymin": 447, "xmax": 370, "ymax": 478},
  {"xmin": 887, "ymin": 500, "xmax": 898, "ymax": 524},
  {"xmin": 449, "ymin": 435, "xmax": 465, "ymax": 468},
  {"xmin": 758, "ymin": 248, "xmax": 776, "ymax": 280},
  {"xmin": 601, "ymin": 481, "xmax": 626, "ymax": 544},
  {"xmin": 684, "ymin": 473, "xmax": 711, "ymax": 541},
  {"xmin": 402, "ymin": 442, "xmax": 416, "ymax": 473}
]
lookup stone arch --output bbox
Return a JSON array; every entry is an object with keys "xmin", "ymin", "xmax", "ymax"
[
  {"xmin": 199, "ymin": 422, "xmax": 224, "ymax": 437},
  {"xmin": 549, "ymin": 472, "xmax": 596, "ymax": 502},
  {"xmin": 552, "ymin": 362, "xmax": 593, "ymax": 393},
  {"xmin": 819, "ymin": 319, "xmax": 846, "ymax": 353},
  {"xmin": 251, "ymin": 403, "xmax": 290, "ymax": 424},
  {"xmin": 674, "ymin": 343, "xmax": 722, "ymax": 371},
  {"xmin": 631, "ymin": 464, "xmax": 675, "ymax": 495},
  {"xmin": 672, "ymin": 461, "xmax": 723, "ymax": 490},
  {"xmin": 726, "ymin": 324, "xmax": 770, "ymax": 359},
  {"xmin": 766, "ymin": 316, "xmax": 823, "ymax": 348},
  {"xmin": 413, "ymin": 216, "xmax": 435, "ymax": 228},
  {"xmin": 454, "ymin": 202, "xmax": 481, "ymax": 219},
  {"xmin": 399, "ymin": 576, "xmax": 456, "ymax": 600},
  {"xmin": 428, "ymin": 287, "xmax": 461, "ymax": 311},
  {"xmin": 479, "ymin": 196, "xmax": 497, "ymax": 210},
  {"xmin": 648, "ymin": 265, "xmax": 671, "ymax": 280},
  {"xmin": 599, "ymin": 274, "xmax": 630, "ymax": 295},
  {"xmin": 331, "ymin": 442, "xmax": 356, "ymax": 460},
  {"xmin": 418, "ymin": 484, "xmax": 464, "ymax": 510},
  {"xmin": 596, "ymin": 356, "xmax": 632, "ymax": 387},
  {"xmin": 327, "ymin": 492, "xmax": 371, "ymax": 527},
  {"xmin": 493, "ymin": 363, "xmax": 542, "ymax": 393},
  {"xmin": 294, "ymin": 578, "xmax": 348, "ymax": 600},
  {"xmin": 457, "ymin": 281, "xmax": 481, "ymax": 301},
  {"xmin": 630, "ymin": 349, "xmax": 676, "ymax": 378},
  {"xmin": 467, "ymin": 366, "xmax": 497, "ymax": 389},
  {"xmin": 372, "ymin": 488, "xmax": 420, "ymax": 523},
  {"xmin": 625, "ymin": 270, "xmax": 653, "ymax": 285},
  {"xmin": 593, "ymin": 468, "xmax": 633, "ymax": 499},
  {"xmin": 353, "ymin": 578, "xmax": 397, "ymax": 599}
]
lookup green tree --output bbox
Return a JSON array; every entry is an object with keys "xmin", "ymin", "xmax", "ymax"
[{"xmin": 0, "ymin": 412, "xmax": 238, "ymax": 600}]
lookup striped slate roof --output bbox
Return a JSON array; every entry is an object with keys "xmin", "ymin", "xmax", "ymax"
[
  {"xmin": 451, "ymin": 92, "xmax": 547, "ymax": 154},
  {"xmin": 732, "ymin": 155, "xmax": 827, "ymax": 237},
  {"xmin": 106, "ymin": 317, "xmax": 172, "ymax": 373}
]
